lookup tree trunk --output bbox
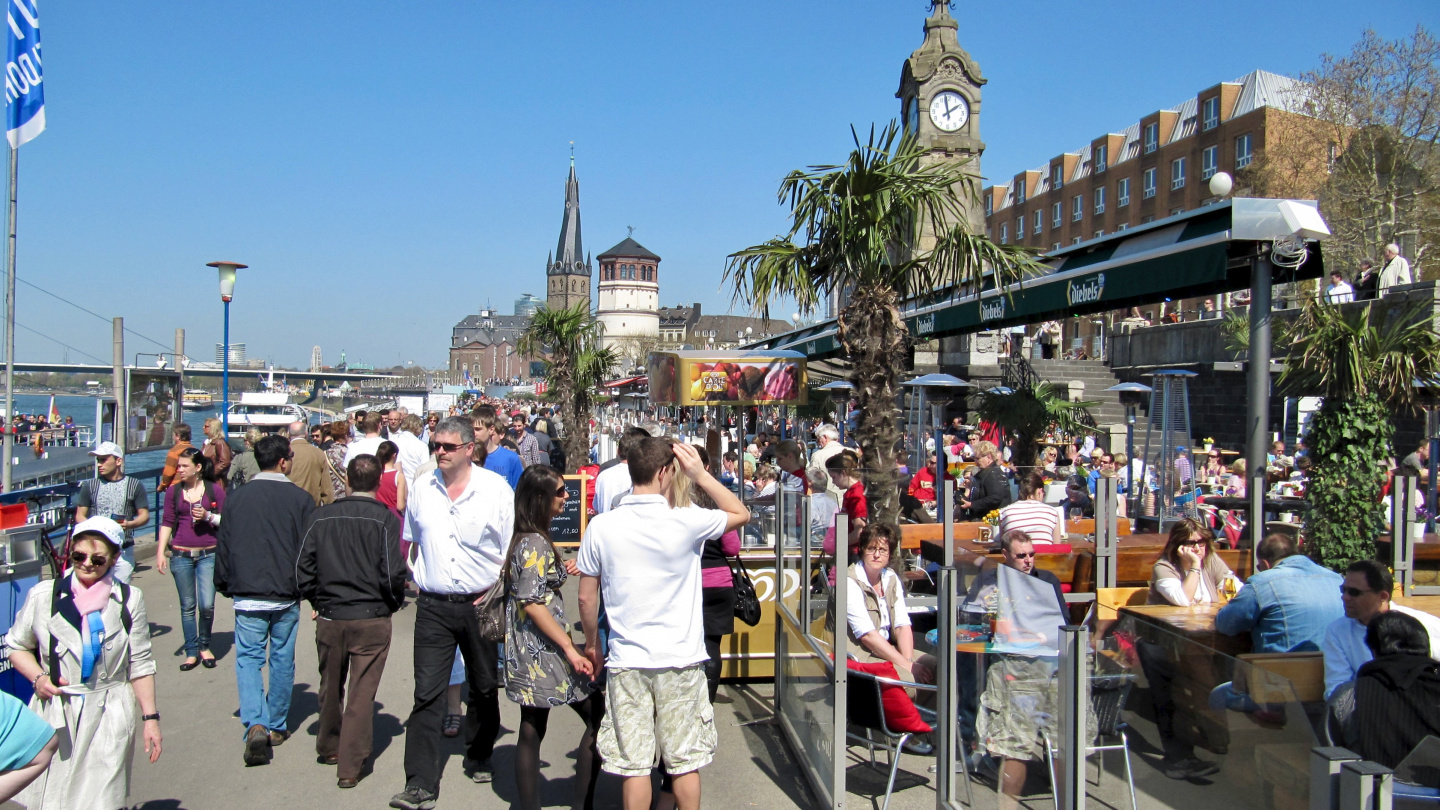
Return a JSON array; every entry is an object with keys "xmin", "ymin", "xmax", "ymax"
[
  {"xmin": 837, "ymin": 286, "xmax": 909, "ymax": 529},
  {"xmin": 549, "ymin": 355, "xmax": 585, "ymax": 475}
]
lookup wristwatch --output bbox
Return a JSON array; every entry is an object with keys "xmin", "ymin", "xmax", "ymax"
[{"xmin": 142, "ymin": 713, "xmax": 160, "ymax": 722}]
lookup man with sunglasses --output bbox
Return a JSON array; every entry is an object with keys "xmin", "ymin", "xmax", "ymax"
[
  {"xmin": 391, "ymin": 417, "xmax": 513, "ymax": 810},
  {"xmin": 1322, "ymin": 559, "xmax": 1440, "ymax": 699}
]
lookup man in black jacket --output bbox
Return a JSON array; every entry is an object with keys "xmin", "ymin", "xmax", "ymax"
[
  {"xmin": 215, "ymin": 434, "xmax": 317, "ymax": 767},
  {"xmin": 297, "ymin": 453, "xmax": 406, "ymax": 788}
]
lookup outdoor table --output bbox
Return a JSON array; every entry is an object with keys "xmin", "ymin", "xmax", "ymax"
[
  {"xmin": 1395, "ymin": 594, "xmax": 1440, "ymax": 619},
  {"xmin": 1202, "ymin": 495, "xmax": 1310, "ymax": 514}
]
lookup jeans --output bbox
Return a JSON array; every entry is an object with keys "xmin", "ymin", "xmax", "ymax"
[
  {"xmin": 234, "ymin": 604, "xmax": 300, "ymax": 735},
  {"xmin": 113, "ymin": 545, "xmax": 136, "ymax": 584},
  {"xmin": 170, "ymin": 551, "xmax": 216, "ymax": 657},
  {"xmin": 404, "ymin": 594, "xmax": 500, "ymax": 793}
]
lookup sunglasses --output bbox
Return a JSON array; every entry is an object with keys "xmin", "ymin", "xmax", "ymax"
[
  {"xmin": 433, "ymin": 441, "xmax": 470, "ymax": 454},
  {"xmin": 1011, "ymin": 552, "xmax": 1037, "ymax": 560},
  {"xmin": 1341, "ymin": 586, "xmax": 1375, "ymax": 598},
  {"xmin": 554, "ymin": 486, "xmax": 569, "ymax": 498},
  {"xmin": 70, "ymin": 551, "xmax": 111, "ymax": 567}
]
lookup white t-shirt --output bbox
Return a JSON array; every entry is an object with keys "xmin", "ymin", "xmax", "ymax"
[
  {"xmin": 576, "ymin": 493, "xmax": 727, "ymax": 669},
  {"xmin": 997, "ymin": 498, "xmax": 1060, "ymax": 544},
  {"xmin": 344, "ymin": 436, "xmax": 384, "ymax": 468},
  {"xmin": 591, "ymin": 462, "xmax": 632, "ymax": 514},
  {"xmin": 390, "ymin": 430, "xmax": 430, "ymax": 483}
]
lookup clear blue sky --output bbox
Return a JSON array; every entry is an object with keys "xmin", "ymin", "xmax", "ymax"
[{"xmin": 8, "ymin": 0, "xmax": 1434, "ymax": 369}]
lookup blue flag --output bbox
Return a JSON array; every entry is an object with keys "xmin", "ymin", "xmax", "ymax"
[{"xmin": 5, "ymin": 0, "xmax": 43, "ymax": 148}]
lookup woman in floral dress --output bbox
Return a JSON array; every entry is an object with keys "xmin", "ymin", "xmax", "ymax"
[{"xmin": 504, "ymin": 465, "xmax": 603, "ymax": 810}]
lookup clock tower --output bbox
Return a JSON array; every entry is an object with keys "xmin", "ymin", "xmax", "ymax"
[{"xmin": 897, "ymin": 0, "xmax": 986, "ymax": 237}]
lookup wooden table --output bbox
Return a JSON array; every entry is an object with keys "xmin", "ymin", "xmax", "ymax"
[
  {"xmin": 1118, "ymin": 602, "xmax": 1251, "ymax": 656},
  {"xmin": 1395, "ymin": 594, "xmax": 1440, "ymax": 617}
]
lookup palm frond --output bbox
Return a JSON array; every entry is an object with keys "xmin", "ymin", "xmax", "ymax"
[{"xmin": 1280, "ymin": 300, "xmax": 1440, "ymax": 409}]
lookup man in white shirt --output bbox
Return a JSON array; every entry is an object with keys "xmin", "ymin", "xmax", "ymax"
[
  {"xmin": 807, "ymin": 424, "xmax": 845, "ymax": 499},
  {"xmin": 591, "ymin": 427, "xmax": 649, "ymax": 514},
  {"xmin": 1322, "ymin": 559, "xmax": 1440, "ymax": 699},
  {"xmin": 1377, "ymin": 243, "xmax": 1413, "ymax": 297},
  {"xmin": 344, "ymin": 412, "xmax": 384, "ymax": 468},
  {"xmin": 390, "ymin": 414, "xmax": 430, "ymax": 483},
  {"xmin": 577, "ymin": 439, "xmax": 748, "ymax": 810},
  {"xmin": 390, "ymin": 417, "xmax": 515, "ymax": 810},
  {"xmin": 1324, "ymin": 270, "xmax": 1355, "ymax": 304}
]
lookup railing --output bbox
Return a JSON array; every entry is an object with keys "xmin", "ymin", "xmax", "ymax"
[{"xmin": 1002, "ymin": 350, "xmax": 1044, "ymax": 391}]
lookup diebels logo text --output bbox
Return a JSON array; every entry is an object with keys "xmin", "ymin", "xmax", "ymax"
[
  {"xmin": 979, "ymin": 298, "xmax": 1005, "ymax": 322},
  {"xmin": 916, "ymin": 313, "xmax": 935, "ymax": 335},
  {"xmin": 1067, "ymin": 272, "xmax": 1106, "ymax": 306}
]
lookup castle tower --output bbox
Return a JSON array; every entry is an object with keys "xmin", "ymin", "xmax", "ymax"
[
  {"xmin": 595, "ymin": 235, "xmax": 660, "ymax": 369},
  {"xmin": 545, "ymin": 154, "xmax": 592, "ymax": 312}
]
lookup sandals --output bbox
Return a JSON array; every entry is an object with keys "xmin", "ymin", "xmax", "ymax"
[{"xmin": 442, "ymin": 713, "xmax": 462, "ymax": 737}]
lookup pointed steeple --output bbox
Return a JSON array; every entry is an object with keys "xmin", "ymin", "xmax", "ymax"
[{"xmin": 550, "ymin": 156, "xmax": 588, "ymax": 276}]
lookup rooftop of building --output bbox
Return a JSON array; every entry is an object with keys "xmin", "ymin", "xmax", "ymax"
[
  {"xmin": 597, "ymin": 236, "xmax": 660, "ymax": 261},
  {"xmin": 985, "ymin": 69, "xmax": 1307, "ymax": 214}
]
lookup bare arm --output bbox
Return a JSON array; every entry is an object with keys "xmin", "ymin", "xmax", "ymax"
[
  {"xmin": 156, "ymin": 525, "xmax": 173, "ymax": 575},
  {"xmin": 522, "ymin": 603, "xmax": 593, "ymax": 678},
  {"xmin": 7, "ymin": 649, "xmax": 65, "ymax": 699},
  {"xmin": 674, "ymin": 443, "xmax": 749, "ymax": 532},
  {"xmin": 578, "ymin": 574, "xmax": 602, "ymax": 675},
  {"xmin": 395, "ymin": 472, "xmax": 408, "ymax": 512},
  {"xmin": 131, "ymin": 674, "xmax": 162, "ymax": 763},
  {"xmin": 856, "ymin": 630, "xmax": 914, "ymax": 676}
]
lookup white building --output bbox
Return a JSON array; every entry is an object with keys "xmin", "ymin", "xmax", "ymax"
[
  {"xmin": 310, "ymin": 345, "xmax": 322, "ymax": 372},
  {"xmin": 595, "ymin": 236, "xmax": 660, "ymax": 369},
  {"xmin": 214, "ymin": 342, "xmax": 247, "ymax": 365}
]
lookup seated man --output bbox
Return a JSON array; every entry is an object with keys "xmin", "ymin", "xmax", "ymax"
[
  {"xmin": 1211, "ymin": 533, "xmax": 1344, "ymax": 711},
  {"xmin": 1323, "ymin": 559, "xmax": 1440, "ymax": 699},
  {"xmin": 907, "ymin": 452, "xmax": 956, "ymax": 509},
  {"xmin": 1340, "ymin": 611, "xmax": 1440, "ymax": 769}
]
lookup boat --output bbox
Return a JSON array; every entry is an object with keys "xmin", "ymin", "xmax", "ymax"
[
  {"xmin": 225, "ymin": 392, "xmax": 310, "ymax": 439},
  {"xmin": 182, "ymin": 391, "xmax": 215, "ymax": 411}
]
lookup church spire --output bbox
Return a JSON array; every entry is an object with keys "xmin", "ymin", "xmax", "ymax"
[{"xmin": 549, "ymin": 154, "xmax": 587, "ymax": 277}]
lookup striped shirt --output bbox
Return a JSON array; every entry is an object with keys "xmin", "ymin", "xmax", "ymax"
[{"xmin": 997, "ymin": 498, "xmax": 1060, "ymax": 544}]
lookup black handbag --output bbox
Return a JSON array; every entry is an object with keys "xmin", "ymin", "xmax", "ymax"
[{"xmin": 728, "ymin": 555, "xmax": 762, "ymax": 627}]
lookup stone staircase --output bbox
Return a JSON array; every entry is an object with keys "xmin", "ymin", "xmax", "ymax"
[{"xmin": 1024, "ymin": 358, "xmax": 1131, "ymax": 427}]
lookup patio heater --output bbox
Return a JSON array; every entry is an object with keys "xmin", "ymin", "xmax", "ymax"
[
  {"xmin": 818, "ymin": 381, "xmax": 854, "ymax": 444},
  {"xmin": 1415, "ymin": 377, "xmax": 1440, "ymax": 533},
  {"xmin": 1107, "ymin": 382, "xmax": 1154, "ymax": 518},
  {"xmin": 1139, "ymin": 370, "xmax": 1197, "ymax": 530},
  {"xmin": 903, "ymin": 373, "xmax": 974, "ymax": 526}
]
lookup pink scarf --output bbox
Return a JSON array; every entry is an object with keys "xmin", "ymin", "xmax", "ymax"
[{"xmin": 71, "ymin": 572, "xmax": 113, "ymax": 636}]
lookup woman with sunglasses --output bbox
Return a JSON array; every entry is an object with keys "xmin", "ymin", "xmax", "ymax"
[
  {"xmin": 1201, "ymin": 450, "xmax": 1227, "ymax": 482},
  {"xmin": 1148, "ymin": 518, "xmax": 1239, "ymax": 607},
  {"xmin": 7, "ymin": 517, "xmax": 163, "ymax": 807},
  {"xmin": 503, "ymin": 465, "xmax": 602, "ymax": 810},
  {"xmin": 155, "ymin": 446, "xmax": 225, "ymax": 671}
]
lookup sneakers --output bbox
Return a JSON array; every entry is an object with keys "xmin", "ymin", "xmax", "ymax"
[
  {"xmin": 463, "ymin": 757, "xmax": 494, "ymax": 783},
  {"xmin": 1162, "ymin": 756, "xmax": 1221, "ymax": 780},
  {"xmin": 388, "ymin": 787, "xmax": 438, "ymax": 810},
  {"xmin": 243, "ymin": 724, "xmax": 272, "ymax": 767}
]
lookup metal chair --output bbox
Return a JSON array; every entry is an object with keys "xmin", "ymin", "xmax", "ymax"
[
  {"xmin": 1043, "ymin": 672, "xmax": 1139, "ymax": 810},
  {"xmin": 844, "ymin": 669, "xmax": 943, "ymax": 810}
]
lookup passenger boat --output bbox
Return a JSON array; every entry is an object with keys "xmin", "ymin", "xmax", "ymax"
[
  {"xmin": 181, "ymin": 391, "xmax": 215, "ymax": 411},
  {"xmin": 225, "ymin": 393, "xmax": 309, "ymax": 440}
]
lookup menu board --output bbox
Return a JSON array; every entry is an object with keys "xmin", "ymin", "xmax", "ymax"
[{"xmin": 551, "ymin": 474, "xmax": 591, "ymax": 545}]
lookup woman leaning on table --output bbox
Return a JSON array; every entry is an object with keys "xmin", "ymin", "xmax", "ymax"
[
  {"xmin": 6, "ymin": 517, "xmax": 162, "ymax": 808},
  {"xmin": 1148, "ymin": 517, "xmax": 1240, "ymax": 606}
]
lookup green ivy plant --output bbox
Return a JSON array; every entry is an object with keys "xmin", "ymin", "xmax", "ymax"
[{"xmin": 1302, "ymin": 393, "xmax": 1393, "ymax": 568}]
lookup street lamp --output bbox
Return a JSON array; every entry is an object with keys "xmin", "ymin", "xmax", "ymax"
[
  {"xmin": 904, "ymin": 373, "xmax": 974, "ymax": 527},
  {"xmin": 818, "ymin": 381, "xmax": 854, "ymax": 444},
  {"xmin": 207, "ymin": 260, "xmax": 247, "ymax": 437},
  {"xmin": 1107, "ymin": 381, "xmax": 1153, "ymax": 517}
]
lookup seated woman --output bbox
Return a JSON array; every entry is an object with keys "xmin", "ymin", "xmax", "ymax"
[
  {"xmin": 1225, "ymin": 459, "xmax": 1248, "ymax": 498},
  {"xmin": 1149, "ymin": 518, "xmax": 1239, "ymax": 607},
  {"xmin": 1342, "ymin": 611, "xmax": 1440, "ymax": 769},
  {"xmin": 843, "ymin": 524, "xmax": 916, "ymax": 678},
  {"xmin": 997, "ymin": 472, "xmax": 1062, "ymax": 545}
]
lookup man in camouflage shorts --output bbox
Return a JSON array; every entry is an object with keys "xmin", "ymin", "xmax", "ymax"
[
  {"xmin": 977, "ymin": 654, "xmax": 1097, "ymax": 809},
  {"xmin": 578, "ymin": 439, "xmax": 750, "ymax": 810}
]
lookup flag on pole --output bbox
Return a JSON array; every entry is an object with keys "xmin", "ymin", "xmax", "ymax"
[
  {"xmin": 45, "ymin": 394, "xmax": 56, "ymax": 424},
  {"xmin": 5, "ymin": 0, "xmax": 43, "ymax": 148}
]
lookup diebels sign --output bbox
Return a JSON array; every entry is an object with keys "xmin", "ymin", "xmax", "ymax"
[
  {"xmin": 979, "ymin": 297, "xmax": 1006, "ymax": 322},
  {"xmin": 1067, "ymin": 272, "xmax": 1106, "ymax": 306}
]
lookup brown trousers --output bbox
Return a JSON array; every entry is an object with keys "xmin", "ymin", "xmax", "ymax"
[{"xmin": 315, "ymin": 615, "xmax": 393, "ymax": 779}]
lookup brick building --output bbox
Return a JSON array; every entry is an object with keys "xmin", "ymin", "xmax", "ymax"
[
  {"xmin": 447, "ymin": 308, "xmax": 545, "ymax": 383},
  {"xmin": 981, "ymin": 70, "xmax": 1312, "ymax": 354}
]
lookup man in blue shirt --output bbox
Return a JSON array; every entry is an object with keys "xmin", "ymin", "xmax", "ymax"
[
  {"xmin": 1210, "ymin": 533, "xmax": 1343, "ymax": 710},
  {"xmin": 471, "ymin": 407, "xmax": 522, "ymax": 489}
]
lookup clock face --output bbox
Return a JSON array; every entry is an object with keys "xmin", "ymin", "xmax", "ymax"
[{"xmin": 928, "ymin": 90, "xmax": 969, "ymax": 132}]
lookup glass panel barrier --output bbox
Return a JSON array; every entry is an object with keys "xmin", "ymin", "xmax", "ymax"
[{"xmin": 1105, "ymin": 608, "xmax": 1319, "ymax": 810}]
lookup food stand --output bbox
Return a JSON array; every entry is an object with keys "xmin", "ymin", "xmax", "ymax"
[{"xmin": 647, "ymin": 350, "xmax": 807, "ymax": 678}]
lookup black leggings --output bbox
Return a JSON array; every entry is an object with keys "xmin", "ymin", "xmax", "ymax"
[
  {"xmin": 515, "ymin": 692, "xmax": 604, "ymax": 810},
  {"xmin": 704, "ymin": 634, "xmax": 724, "ymax": 703}
]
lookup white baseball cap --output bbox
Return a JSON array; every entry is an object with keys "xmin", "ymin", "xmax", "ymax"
[
  {"xmin": 72, "ymin": 516, "xmax": 125, "ymax": 549},
  {"xmin": 88, "ymin": 441, "xmax": 123, "ymax": 459}
]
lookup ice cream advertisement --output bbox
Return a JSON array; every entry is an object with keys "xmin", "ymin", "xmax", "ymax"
[{"xmin": 647, "ymin": 351, "xmax": 808, "ymax": 406}]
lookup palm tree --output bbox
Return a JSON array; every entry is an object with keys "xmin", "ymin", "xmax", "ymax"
[
  {"xmin": 1280, "ymin": 300, "xmax": 1440, "ymax": 569},
  {"xmin": 518, "ymin": 302, "xmax": 608, "ymax": 474},
  {"xmin": 975, "ymin": 384, "xmax": 1097, "ymax": 472},
  {"xmin": 725, "ymin": 122, "xmax": 1045, "ymax": 525}
]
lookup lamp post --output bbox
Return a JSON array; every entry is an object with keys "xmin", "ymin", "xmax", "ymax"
[
  {"xmin": 904, "ymin": 373, "xmax": 974, "ymax": 527},
  {"xmin": 818, "ymin": 381, "xmax": 854, "ymax": 444},
  {"xmin": 206, "ymin": 261, "xmax": 246, "ymax": 438},
  {"xmin": 1107, "ymin": 382, "xmax": 1153, "ymax": 518}
]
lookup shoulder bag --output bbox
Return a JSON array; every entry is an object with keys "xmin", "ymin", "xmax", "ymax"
[
  {"xmin": 474, "ymin": 530, "xmax": 532, "ymax": 642},
  {"xmin": 728, "ymin": 554, "xmax": 762, "ymax": 627}
]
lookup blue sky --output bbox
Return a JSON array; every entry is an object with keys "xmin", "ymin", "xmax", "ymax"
[{"xmin": 7, "ymin": 0, "xmax": 1434, "ymax": 369}]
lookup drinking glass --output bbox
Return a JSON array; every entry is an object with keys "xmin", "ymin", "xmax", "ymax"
[{"xmin": 1068, "ymin": 507, "xmax": 1082, "ymax": 524}]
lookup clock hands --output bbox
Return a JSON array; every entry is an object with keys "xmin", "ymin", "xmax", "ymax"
[{"xmin": 943, "ymin": 95, "xmax": 955, "ymax": 118}]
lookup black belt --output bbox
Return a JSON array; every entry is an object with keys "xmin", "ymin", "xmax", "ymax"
[
  {"xmin": 419, "ymin": 590, "xmax": 483, "ymax": 603},
  {"xmin": 171, "ymin": 547, "xmax": 214, "ymax": 559}
]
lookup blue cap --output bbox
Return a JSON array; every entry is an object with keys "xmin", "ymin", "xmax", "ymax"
[{"xmin": 1174, "ymin": 445, "xmax": 1188, "ymax": 453}]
